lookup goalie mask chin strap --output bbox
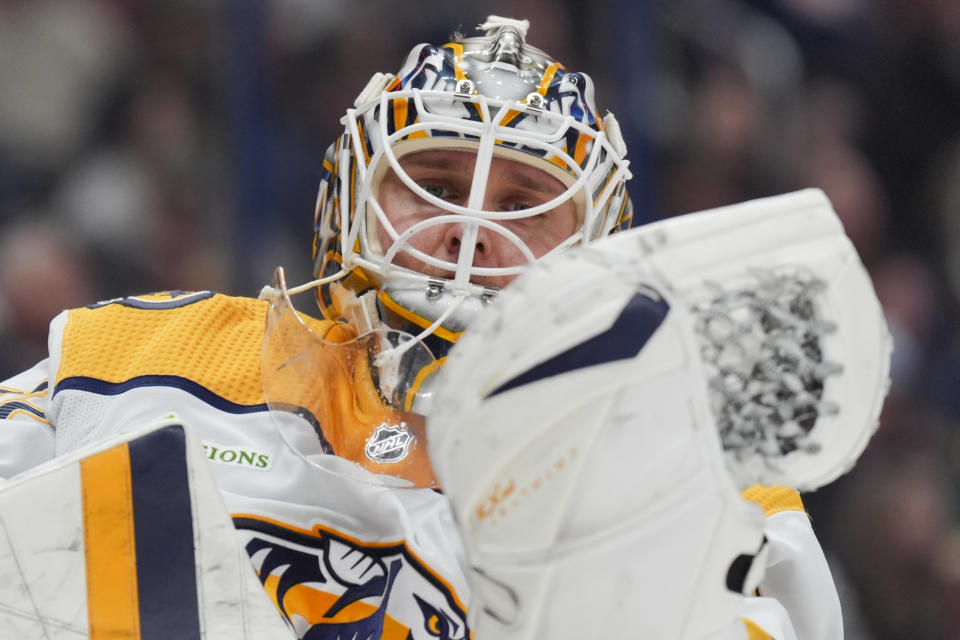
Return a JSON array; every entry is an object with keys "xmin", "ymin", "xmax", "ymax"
[{"xmin": 259, "ymin": 268, "xmax": 466, "ymax": 371}]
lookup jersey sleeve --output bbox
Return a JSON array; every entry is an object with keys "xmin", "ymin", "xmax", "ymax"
[
  {"xmin": 760, "ymin": 509, "xmax": 842, "ymax": 640},
  {"xmin": 740, "ymin": 597, "xmax": 799, "ymax": 640},
  {"xmin": 742, "ymin": 485, "xmax": 842, "ymax": 640},
  {"xmin": 0, "ymin": 359, "xmax": 55, "ymax": 479}
]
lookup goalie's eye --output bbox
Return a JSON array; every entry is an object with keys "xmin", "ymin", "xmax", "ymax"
[
  {"xmin": 421, "ymin": 183, "xmax": 456, "ymax": 201},
  {"xmin": 502, "ymin": 200, "xmax": 534, "ymax": 212}
]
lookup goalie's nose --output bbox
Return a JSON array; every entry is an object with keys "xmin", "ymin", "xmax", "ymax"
[{"xmin": 441, "ymin": 221, "xmax": 525, "ymax": 288}]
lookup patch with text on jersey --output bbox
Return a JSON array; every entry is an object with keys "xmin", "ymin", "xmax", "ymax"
[
  {"xmin": 232, "ymin": 515, "xmax": 469, "ymax": 640},
  {"xmin": 200, "ymin": 439, "xmax": 273, "ymax": 471}
]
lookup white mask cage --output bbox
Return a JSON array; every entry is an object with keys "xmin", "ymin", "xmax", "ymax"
[{"xmin": 308, "ymin": 20, "xmax": 633, "ymax": 355}]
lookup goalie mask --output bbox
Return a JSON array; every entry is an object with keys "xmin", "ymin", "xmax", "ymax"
[{"xmin": 310, "ymin": 16, "xmax": 633, "ymax": 358}]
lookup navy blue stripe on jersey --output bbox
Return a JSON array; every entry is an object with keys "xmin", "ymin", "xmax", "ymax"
[
  {"xmin": 128, "ymin": 425, "xmax": 201, "ymax": 640},
  {"xmin": 0, "ymin": 379, "xmax": 47, "ymax": 396},
  {"xmin": 489, "ymin": 291, "xmax": 670, "ymax": 398},
  {"xmin": 55, "ymin": 375, "xmax": 269, "ymax": 414},
  {"xmin": 86, "ymin": 291, "xmax": 215, "ymax": 310},
  {"xmin": 0, "ymin": 400, "xmax": 46, "ymax": 420},
  {"xmin": 0, "ymin": 380, "xmax": 48, "ymax": 402}
]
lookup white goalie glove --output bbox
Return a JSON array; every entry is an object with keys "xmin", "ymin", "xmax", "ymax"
[{"xmin": 426, "ymin": 189, "xmax": 892, "ymax": 639}]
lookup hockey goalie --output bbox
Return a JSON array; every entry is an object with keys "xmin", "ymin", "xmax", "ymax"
[{"xmin": 0, "ymin": 16, "xmax": 890, "ymax": 640}]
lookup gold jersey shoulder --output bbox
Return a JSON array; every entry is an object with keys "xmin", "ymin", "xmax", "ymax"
[
  {"xmin": 55, "ymin": 291, "xmax": 339, "ymax": 409},
  {"xmin": 741, "ymin": 484, "xmax": 806, "ymax": 517}
]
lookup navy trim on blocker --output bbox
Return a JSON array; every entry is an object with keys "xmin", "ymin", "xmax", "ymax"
[
  {"xmin": 128, "ymin": 425, "xmax": 202, "ymax": 640},
  {"xmin": 488, "ymin": 291, "xmax": 670, "ymax": 398}
]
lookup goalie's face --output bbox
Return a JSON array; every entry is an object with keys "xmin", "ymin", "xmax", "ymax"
[{"xmin": 375, "ymin": 149, "xmax": 579, "ymax": 289}]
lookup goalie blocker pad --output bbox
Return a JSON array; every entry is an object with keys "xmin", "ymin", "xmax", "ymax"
[
  {"xmin": 427, "ymin": 188, "xmax": 890, "ymax": 639},
  {"xmin": 0, "ymin": 419, "xmax": 293, "ymax": 639}
]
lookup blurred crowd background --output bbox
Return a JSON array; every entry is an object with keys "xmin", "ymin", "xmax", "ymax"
[{"xmin": 0, "ymin": 0, "xmax": 957, "ymax": 637}]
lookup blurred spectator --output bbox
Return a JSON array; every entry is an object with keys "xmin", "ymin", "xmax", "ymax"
[
  {"xmin": 0, "ymin": 0, "xmax": 130, "ymax": 182},
  {"xmin": 932, "ymin": 139, "xmax": 960, "ymax": 313},
  {"xmin": 801, "ymin": 143, "xmax": 890, "ymax": 268},
  {"xmin": 873, "ymin": 254, "xmax": 938, "ymax": 395},
  {"xmin": 831, "ymin": 449, "xmax": 958, "ymax": 639},
  {"xmin": 0, "ymin": 220, "xmax": 96, "ymax": 374},
  {"xmin": 53, "ymin": 71, "xmax": 231, "ymax": 296}
]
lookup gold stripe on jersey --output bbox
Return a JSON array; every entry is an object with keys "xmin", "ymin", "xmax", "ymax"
[
  {"xmin": 56, "ymin": 294, "xmax": 339, "ymax": 408},
  {"xmin": 81, "ymin": 443, "xmax": 141, "ymax": 639},
  {"xmin": 0, "ymin": 385, "xmax": 26, "ymax": 395},
  {"xmin": 1, "ymin": 405, "xmax": 50, "ymax": 424},
  {"xmin": 742, "ymin": 617, "xmax": 773, "ymax": 639},
  {"xmin": 741, "ymin": 485, "xmax": 806, "ymax": 517},
  {"xmin": 0, "ymin": 386, "xmax": 50, "ymax": 424},
  {"xmin": 0, "ymin": 381, "xmax": 48, "ymax": 401}
]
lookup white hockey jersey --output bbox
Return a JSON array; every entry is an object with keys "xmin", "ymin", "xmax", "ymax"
[
  {"xmin": 1, "ymin": 291, "xmax": 470, "ymax": 639},
  {"xmin": 0, "ymin": 290, "xmax": 840, "ymax": 639}
]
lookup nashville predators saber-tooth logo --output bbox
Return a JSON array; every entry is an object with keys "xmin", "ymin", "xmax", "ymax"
[{"xmin": 235, "ymin": 517, "xmax": 468, "ymax": 640}]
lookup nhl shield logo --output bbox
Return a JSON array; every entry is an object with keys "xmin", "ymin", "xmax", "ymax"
[{"xmin": 365, "ymin": 423, "xmax": 414, "ymax": 463}]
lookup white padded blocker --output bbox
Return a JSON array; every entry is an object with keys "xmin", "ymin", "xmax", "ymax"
[
  {"xmin": 426, "ymin": 189, "xmax": 882, "ymax": 638},
  {"xmin": 428, "ymin": 258, "xmax": 765, "ymax": 638}
]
